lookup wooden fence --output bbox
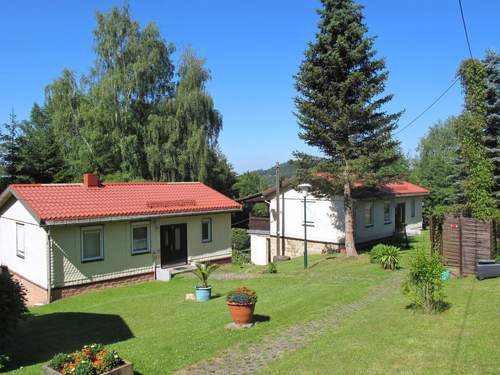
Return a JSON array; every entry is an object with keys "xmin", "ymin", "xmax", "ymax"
[{"xmin": 430, "ymin": 214, "xmax": 496, "ymax": 276}]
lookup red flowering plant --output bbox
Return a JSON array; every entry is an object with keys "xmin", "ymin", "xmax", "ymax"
[
  {"xmin": 48, "ymin": 344, "xmax": 123, "ymax": 374},
  {"xmin": 226, "ymin": 287, "xmax": 258, "ymax": 305}
]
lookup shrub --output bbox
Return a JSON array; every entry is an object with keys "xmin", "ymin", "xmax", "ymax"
[
  {"xmin": 227, "ymin": 287, "xmax": 258, "ymax": 305},
  {"xmin": 403, "ymin": 250, "xmax": 447, "ymax": 313},
  {"xmin": 266, "ymin": 262, "xmax": 277, "ymax": 274},
  {"xmin": 232, "ymin": 228, "xmax": 250, "ymax": 251},
  {"xmin": 370, "ymin": 244, "xmax": 401, "ymax": 270},
  {"xmin": 48, "ymin": 344, "xmax": 123, "ymax": 375},
  {"xmin": 0, "ymin": 269, "xmax": 28, "ymax": 367},
  {"xmin": 231, "ymin": 228, "xmax": 251, "ymax": 266}
]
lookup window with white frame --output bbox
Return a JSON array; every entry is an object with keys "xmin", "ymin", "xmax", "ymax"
[
  {"xmin": 411, "ymin": 198, "xmax": 416, "ymax": 217},
  {"xmin": 383, "ymin": 202, "xmax": 391, "ymax": 224},
  {"xmin": 131, "ymin": 222, "xmax": 150, "ymax": 254},
  {"xmin": 16, "ymin": 223, "xmax": 25, "ymax": 258},
  {"xmin": 201, "ymin": 218, "xmax": 212, "ymax": 243},
  {"xmin": 364, "ymin": 201, "xmax": 374, "ymax": 227},
  {"xmin": 81, "ymin": 226, "xmax": 104, "ymax": 262}
]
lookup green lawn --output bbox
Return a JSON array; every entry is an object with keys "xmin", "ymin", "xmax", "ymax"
[{"xmin": 5, "ymin": 234, "xmax": 500, "ymax": 374}]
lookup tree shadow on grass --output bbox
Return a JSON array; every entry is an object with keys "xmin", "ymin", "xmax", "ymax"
[
  {"xmin": 6, "ymin": 312, "xmax": 133, "ymax": 371},
  {"xmin": 405, "ymin": 301, "xmax": 452, "ymax": 314}
]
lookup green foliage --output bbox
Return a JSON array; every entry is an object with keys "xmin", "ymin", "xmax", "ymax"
[
  {"xmin": 483, "ymin": 50, "xmax": 500, "ymax": 208},
  {"xmin": 192, "ymin": 262, "xmax": 219, "ymax": 288},
  {"xmin": 0, "ymin": 270, "xmax": 28, "ymax": 366},
  {"xmin": 403, "ymin": 250, "xmax": 447, "ymax": 314},
  {"xmin": 232, "ymin": 171, "xmax": 265, "ymax": 198},
  {"xmin": 48, "ymin": 344, "xmax": 123, "ymax": 374},
  {"xmin": 293, "ymin": 0, "xmax": 402, "ymax": 255},
  {"xmin": 252, "ymin": 160, "xmax": 297, "ymax": 186},
  {"xmin": 266, "ymin": 262, "xmax": 278, "ymax": 274},
  {"xmin": 412, "ymin": 118, "xmax": 462, "ymax": 217},
  {"xmin": 0, "ymin": 112, "xmax": 25, "ymax": 190},
  {"xmin": 232, "ymin": 228, "xmax": 250, "ymax": 251},
  {"xmin": 455, "ymin": 59, "xmax": 495, "ymax": 219},
  {"xmin": 48, "ymin": 353, "xmax": 72, "ymax": 372},
  {"xmin": 2, "ymin": 5, "xmax": 235, "ymax": 196},
  {"xmin": 370, "ymin": 244, "xmax": 401, "ymax": 270}
]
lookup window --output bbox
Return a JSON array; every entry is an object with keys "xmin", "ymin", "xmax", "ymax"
[
  {"xmin": 383, "ymin": 202, "xmax": 391, "ymax": 224},
  {"xmin": 364, "ymin": 202, "xmax": 374, "ymax": 227},
  {"xmin": 81, "ymin": 226, "xmax": 103, "ymax": 262},
  {"xmin": 411, "ymin": 199, "xmax": 416, "ymax": 217},
  {"xmin": 201, "ymin": 218, "xmax": 212, "ymax": 243},
  {"xmin": 131, "ymin": 222, "xmax": 150, "ymax": 254},
  {"xmin": 16, "ymin": 223, "xmax": 25, "ymax": 258}
]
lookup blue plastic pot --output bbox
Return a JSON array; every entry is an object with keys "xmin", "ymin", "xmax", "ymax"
[
  {"xmin": 195, "ymin": 286, "xmax": 212, "ymax": 302},
  {"xmin": 441, "ymin": 270, "xmax": 451, "ymax": 281}
]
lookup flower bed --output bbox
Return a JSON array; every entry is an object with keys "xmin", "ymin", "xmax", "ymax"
[{"xmin": 43, "ymin": 344, "xmax": 133, "ymax": 375}]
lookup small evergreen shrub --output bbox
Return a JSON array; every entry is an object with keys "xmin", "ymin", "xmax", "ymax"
[
  {"xmin": 370, "ymin": 244, "xmax": 401, "ymax": 270},
  {"xmin": 0, "ymin": 269, "xmax": 28, "ymax": 368},
  {"xmin": 232, "ymin": 228, "xmax": 250, "ymax": 251},
  {"xmin": 403, "ymin": 250, "xmax": 447, "ymax": 313},
  {"xmin": 231, "ymin": 228, "xmax": 251, "ymax": 265},
  {"xmin": 266, "ymin": 262, "xmax": 277, "ymax": 274}
]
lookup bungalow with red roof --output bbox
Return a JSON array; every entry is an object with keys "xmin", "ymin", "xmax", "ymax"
[
  {"xmin": 244, "ymin": 179, "xmax": 429, "ymax": 265},
  {"xmin": 0, "ymin": 173, "xmax": 241, "ymax": 304}
]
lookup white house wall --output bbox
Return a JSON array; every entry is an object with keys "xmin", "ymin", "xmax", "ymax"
[
  {"xmin": 269, "ymin": 188, "xmax": 424, "ymax": 245},
  {"xmin": 354, "ymin": 196, "xmax": 423, "ymax": 243},
  {"xmin": 0, "ymin": 198, "xmax": 48, "ymax": 288},
  {"xmin": 270, "ymin": 189, "xmax": 345, "ymax": 244}
]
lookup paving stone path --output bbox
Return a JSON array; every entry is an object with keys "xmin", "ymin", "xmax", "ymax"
[{"xmin": 175, "ymin": 274, "xmax": 403, "ymax": 375}]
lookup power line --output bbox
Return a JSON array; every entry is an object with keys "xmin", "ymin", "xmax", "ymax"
[
  {"xmin": 458, "ymin": 0, "xmax": 473, "ymax": 58},
  {"xmin": 394, "ymin": 77, "xmax": 460, "ymax": 136}
]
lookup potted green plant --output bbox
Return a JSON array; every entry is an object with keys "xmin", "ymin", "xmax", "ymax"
[
  {"xmin": 226, "ymin": 287, "xmax": 258, "ymax": 324},
  {"xmin": 192, "ymin": 262, "xmax": 219, "ymax": 302}
]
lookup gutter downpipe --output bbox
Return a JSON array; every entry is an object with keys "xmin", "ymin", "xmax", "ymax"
[{"xmin": 45, "ymin": 225, "xmax": 52, "ymax": 303}]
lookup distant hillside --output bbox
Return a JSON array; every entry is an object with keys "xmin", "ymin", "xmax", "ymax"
[{"xmin": 253, "ymin": 160, "xmax": 297, "ymax": 187}]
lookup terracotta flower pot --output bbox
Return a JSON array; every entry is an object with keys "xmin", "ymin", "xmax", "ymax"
[{"xmin": 227, "ymin": 302, "xmax": 255, "ymax": 324}]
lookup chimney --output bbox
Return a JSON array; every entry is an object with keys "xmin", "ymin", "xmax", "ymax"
[{"xmin": 83, "ymin": 173, "xmax": 100, "ymax": 188}]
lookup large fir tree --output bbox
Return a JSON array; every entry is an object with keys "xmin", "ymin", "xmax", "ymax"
[
  {"xmin": 0, "ymin": 112, "xmax": 24, "ymax": 190},
  {"xmin": 294, "ymin": 0, "xmax": 402, "ymax": 256},
  {"xmin": 483, "ymin": 50, "xmax": 500, "ymax": 208}
]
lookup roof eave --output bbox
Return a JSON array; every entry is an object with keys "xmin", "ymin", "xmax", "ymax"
[
  {"xmin": 0, "ymin": 186, "xmax": 42, "ymax": 224},
  {"xmin": 44, "ymin": 207, "xmax": 241, "ymax": 226}
]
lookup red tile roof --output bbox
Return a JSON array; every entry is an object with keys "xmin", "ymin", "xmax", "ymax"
[
  {"xmin": 3, "ymin": 181, "xmax": 241, "ymax": 223},
  {"xmin": 352, "ymin": 180, "xmax": 429, "ymax": 198}
]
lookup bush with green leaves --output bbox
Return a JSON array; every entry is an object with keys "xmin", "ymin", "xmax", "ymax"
[
  {"xmin": 231, "ymin": 228, "xmax": 251, "ymax": 265},
  {"xmin": 232, "ymin": 228, "xmax": 250, "ymax": 250},
  {"xmin": 370, "ymin": 244, "xmax": 401, "ymax": 270},
  {"xmin": 0, "ymin": 269, "xmax": 28, "ymax": 368},
  {"xmin": 266, "ymin": 262, "xmax": 277, "ymax": 274},
  {"xmin": 403, "ymin": 250, "xmax": 447, "ymax": 313}
]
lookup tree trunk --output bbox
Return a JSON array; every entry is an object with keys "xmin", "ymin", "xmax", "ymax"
[{"xmin": 344, "ymin": 182, "xmax": 358, "ymax": 257}]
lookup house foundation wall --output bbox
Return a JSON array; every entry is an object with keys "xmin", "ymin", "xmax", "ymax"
[
  {"xmin": 7, "ymin": 269, "xmax": 49, "ymax": 306},
  {"xmin": 51, "ymin": 271, "xmax": 154, "ymax": 301},
  {"xmin": 269, "ymin": 235, "xmax": 340, "ymax": 258}
]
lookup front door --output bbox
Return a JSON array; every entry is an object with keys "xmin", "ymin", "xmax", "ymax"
[
  {"xmin": 160, "ymin": 224, "xmax": 187, "ymax": 267},
  {"xmin": 395, "ymin": 203, "xmax": 406, "ymax": 232}
]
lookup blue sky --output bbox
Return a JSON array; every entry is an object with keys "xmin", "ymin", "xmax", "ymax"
[{"xmin": 0, "ymin": 0, "xmax": 498, "ymax": 173}]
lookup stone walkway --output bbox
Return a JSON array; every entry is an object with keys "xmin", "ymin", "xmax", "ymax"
[{"xmin": 175, "ymin": 274, "xmax": 403, "ymax": 375}]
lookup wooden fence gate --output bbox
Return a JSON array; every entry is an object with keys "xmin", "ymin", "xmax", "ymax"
[{"xmin": 431, "ymin": 214, "xmax": 495, "ymax": 276}]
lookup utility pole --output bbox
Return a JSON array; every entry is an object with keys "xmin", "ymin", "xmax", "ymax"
[{"xmin": 275, "ymin": 162, "xmax": 280, "ymax": 259}]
